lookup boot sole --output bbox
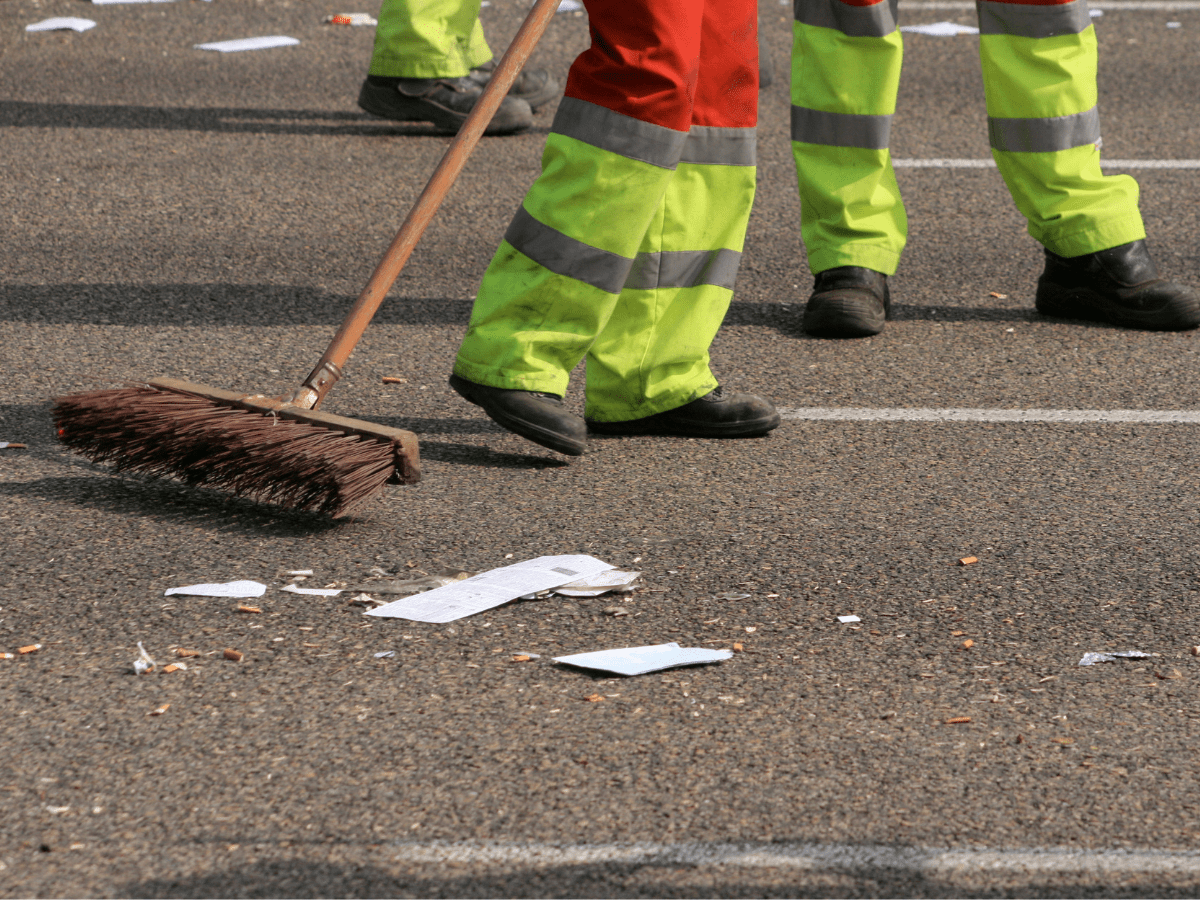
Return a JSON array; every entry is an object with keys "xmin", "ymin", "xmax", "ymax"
[
  {"xmin": 1036, "ymin": 282, "xmax": 1200, "ymax": 331},
  {"xmin": 449, "ymin": 375, "xmax": 586, "ymax": 456},
  {"xmin": 357, "ymin": 81, "xmax": 532, "ymax": 135},
  {"xmin": 587, "ymin": 415, "xmax": 781, "ymax": 438},
  {"xmin": 803, "ymin": 292, "xmax": 888, "ymax": 338}
]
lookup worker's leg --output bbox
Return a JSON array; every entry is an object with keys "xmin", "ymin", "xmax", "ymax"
[
  {"xmin": 584, "ymin": 0, "xmax": 759, "ymax": 422},
  {"xmin": 368, "ymin": 0, "xmax": 491, "ymax": 78},
  {"xmin": 977, "ymin": 0, "xmax": 1143, "ymax": 256},
  {"xmin": 790, "ymin": 0, "xmax": 906, "ymax": 276}
]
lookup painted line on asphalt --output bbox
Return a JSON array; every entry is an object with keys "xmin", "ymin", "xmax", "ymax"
[
  {"xmin": 900, "ymin": 1, "xmax": 1200, "ymax": 8},
  {"xmin": 389, "ymin": 840, "xmax": 1200, "ymax": 877},
  {"xmin": 894, "ymin": 159, "xmax": 1200, "ymax": 169},
  {"xmin": 778, "ymin": 408, "xmax": 1200, "ymax": 424}
]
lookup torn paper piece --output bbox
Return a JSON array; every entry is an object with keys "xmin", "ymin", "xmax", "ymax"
[
  {"xmin": 133, "ymin": 641, "xmax": 157, "ymax": 675},
  {"xmin": 0, "ymin": 442, "xmax": 29, "ymax": 449},
  {"xmin": 838, "ymin": 615, "xmax": 861, "ymax": 623},
  {"xmin": 287, "ymin": 569, "xmax": 314, "ymax": 576},
  {"xmin": 194, "ymin": 36, "xmax": 300, "ymax": 53},
  {"xmin": 26, "ymin": 17, "xmax": 96, "ymax": 32},
  {"xmin": 558, "ymin": 0, "xmax": 583, "ymax": 10},
  {"xmin": 554, "ymin": 642, "xmax": 732, "ymax": 677},
  {"xmin": 1078, "ymin": 650, "xmax": 1153, "ymax": 666},
  {"xmin": 281, "ymin": 584, "xmax": 342, "ymax": 597},
  {"xmin": 367, "ymin": 555, "xmax": 615, "ymax": 623},
  {"xmin": 374, "ymin": 650, "xmax": 395, "ymax": 658},
  {"xmin": 1167, "ymin": 20, "xmax": 1181, "ymax": 27},
  {"xmin": 899, "ymin": 21, "xmax": 979, "ymax": 35},
  {"xmin": 165, "ymin": 580, "xmax": 266, "ymax": 598},
  {"xmin": 324, "ymin": 12, "xmax": 377, "ymax": 25},
  {"xmin": 554, "ymin": 570, "xmax": 641, "ymax": 597}
]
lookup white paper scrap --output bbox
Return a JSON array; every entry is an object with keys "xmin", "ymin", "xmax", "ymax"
[
  {"xmin": 280, "ymin": 584, "xmax": 342, "ymax": 597},
  {"xmin": 1078, "ymin": 649, "xmax": 1152, "ymax": 666},
  {"xmin": 553, "ymin": 570, "xmax": 641, "ymax": 597},
  {"xmin": 838, "ymin": 615, "xmax": 861, "ymax": 623},
  {"xmin": 194, "ymin": 36, "xmax": 299, "ymax": 53},
  {"xmin": 287, "ymin": 569, "xmax": 314, "ymax": 576},
  {"xmin": 1090, "ymin": 8, "xmax": 1104, "ymax": 16},
  {"xmin": 26, "ymin": 17, "xmax": 96, "ymax": 32},
  {"xmin": 165, "ymin": 580, "xmax": 266, "ymax": 598},
  {"xmin": 899, "ymin": 21, "xmax": 979, "ymax": 35},
  {"xmin": 558, "ymin": 0, "xmax": 583, "ymax": 10},
  {"xmin": 554, "ymin": 642, "xmax": 732, "ymax": 677},
  {"xmin": 367, "ymin": 554, "xmax": 615, "ymax": 623}
]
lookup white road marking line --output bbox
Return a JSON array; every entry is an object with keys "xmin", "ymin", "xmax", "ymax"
[
  {"xmin": 894, "ymin": 159, "xmax": 1200, "ymax": 169},
  {"xmin": 779, "ymin": 408, "xmax": 1200, "ymax": 424},
  {"xmin": 389, "ymin": 840, "xmax": 1200, "ymax": 877},
  {"xmin": 901, "ymin": 0, "xmax": 1200, "ymax": 8}
]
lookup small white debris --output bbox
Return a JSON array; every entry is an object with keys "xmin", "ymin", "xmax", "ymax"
[
  {"xmin": 374, "ymin": 650, "xmax": 396, "ymax": 658},
  {"xmin": 166, "ymin": 580, "xmax": 266, "ymax": 598},
  {"xmin": 133, "ymin": 641, "xmax": 157, "ymax": 675},
  {"xmin": 26, "ymin": 16, "xmax": 96, "ymax": 31},
  {"xmin": 899, "ymin": 21, "xmax": 979, "ymax": 36},
  {"xmin": 838, "ymin": 615, "xmax": 861, "ymax": 624},
  {"xmin": 193, "ymin": 36, "xmax": 300, "ymax": 53}
]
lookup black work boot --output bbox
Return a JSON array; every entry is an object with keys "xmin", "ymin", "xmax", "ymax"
[
  {"xmin": 358, "ymin": 75, "xmax": 532, "ymax": 135},
  {"xmin": 1035, "ymin": 239, "xmax": 1200, "ymax": 331},
  {"xmin": 586, "ymin": 387, "xmax": 781, "ymax": 438},
  {"xmin": 448, "ymin": 374, "xmax": 586, "ymax": 456},
  {"xmin": 466, "ymin": 59, "xmax": 560, "ymax": 111},
  {"xmin": 802, "ymin": 266, "xmax": 890, "ymax": 338}
]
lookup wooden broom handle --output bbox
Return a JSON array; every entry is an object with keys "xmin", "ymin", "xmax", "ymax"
[{"xmin": 295, "ymin": 0, "xmax": 564, "ymax": 410}]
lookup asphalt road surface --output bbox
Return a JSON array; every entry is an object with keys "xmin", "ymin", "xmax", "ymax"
[{"xmin": 3, "ymin": 0, "xmax": 1200, "ymax": 895}]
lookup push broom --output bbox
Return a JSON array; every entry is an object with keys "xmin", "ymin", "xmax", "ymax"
[{"xmin": 53, "ymin": 0, "xmax": 564, "ymax": 518}]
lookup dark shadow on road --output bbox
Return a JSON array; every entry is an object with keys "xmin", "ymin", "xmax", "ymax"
[
  {"xmin": 723, "ymin": 301, "xmax": 1041, "ymax": 334},
  {"xmin": 0, "ymin": 284, "xmax": 474, "ymax": 327},
  {"xmin": 402, "ymin": 438, "xmax": 573, "ymax": 471},
  {"xmin": 117, "ymin": 853, "xmax": 1200, "ymax": 899}
]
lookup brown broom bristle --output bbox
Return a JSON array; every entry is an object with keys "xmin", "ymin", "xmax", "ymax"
[{"xmin": 53, "ymin": 386, "xmax": 398, "ymax": 517}]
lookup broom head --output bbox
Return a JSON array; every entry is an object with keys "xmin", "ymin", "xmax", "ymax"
[{"xmin": 53, "ymin": 377, "xmax": 420, "ymax": 518}]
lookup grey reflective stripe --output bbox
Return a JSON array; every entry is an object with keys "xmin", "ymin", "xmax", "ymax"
[
  {"xmin": 679, "ymin": 125, "xmax": 757, "ymax": 166},
  {"xmin": 988, "ymin": 106, "xmax": 1100, "ymax": 152},
  {"xmin": 505, "ymin": 206, "xmax": 632, "ymax": 295},
  {"xmin": 791, "ymin": 105, "xmax": 891, "ymax": 149},
  {"xmin": 551, "ymin": 96, "xmax": 687, "ymax": 170},
  {"xmin": 977, "ymin": 0, "xmax": 1092, "ymax": 37},
  {"xmin": 794, "ymin": 0, "xmax": 899, "ymax": 36},
  {"xmin": 624, "ymin": 248, "xmax": 743, "ymax": 292}
]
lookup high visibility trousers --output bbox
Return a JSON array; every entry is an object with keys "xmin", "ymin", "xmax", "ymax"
[
  {"xmin": 453, "ymin": 0, "xmax": 760, "ymax": 423},
  {"xmin": 789, "ymin": 0, "xmax": 1146, "ymax": 275},
  {"xmin": 368, "ymin": 0, "xmax": 493, "ymax": 79}
]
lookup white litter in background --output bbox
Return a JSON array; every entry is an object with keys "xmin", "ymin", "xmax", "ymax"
[
  {"xmin": 553, "ymin": 570, "xmax": 641, "ymax": 597},
  {"xmin": 900, "ymin": 21, "xmax": 979, "ymax": 34},
  {"xmin": 557, "ymin": 0, "xmax": 583, "ymax": 10},
  {"xmin": 26, "ymin": 17, "xmax": 96, "ymax": 31},
  {"xmin": 194, "ymin": 36, "xmax": 300, "ymax": 52},
  {"xmin": 1167, "ymin": 20, "xmax": 1182, "ymax": 25},
  {"xmin": 838, "ymin": 615, "xmax": 861, "ymax": 624},
  {"xmin": 1090, "ymin": 7, "xmax": 1105, "ymax": 15},
  {"xmin": 1078, "ymin": 650, "xmax": 1152, "ymax": 666},
  {"xmin": 374, "ymin": 650, "xmax": 396, "ymax": 658},
  {"xmin": 367, "ymin": 555, "xmax": 615, "ymax": 623},
  {"xmin": 165, "ymin": 580, "xmax": 266, "ymax": 598},
  {"xmin": 280, "ymin": 584, "xmax": 342, "ymax": 597},
  {"xmin": 555, "ymin": 642, "xmax": 733, "ymax": 677},
  {"xmin": 287, "ymin": 569, "xmax": 314, "ymax": 576},
  {"xmin": 323, "ymin": 13, "xmax": 377, "ymax": 25}
]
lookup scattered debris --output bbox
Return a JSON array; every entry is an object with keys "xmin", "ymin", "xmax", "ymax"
[
  {"xmin": 1192, "ymin": 646, "xmax": 1200, "ymax": 656},
  {"xmin": 133, "ymin": 641, "xmax": 157, "ymax": 675},
  {"xmin": 603, "ymin": 606, "xmax": 632, "ymax": 617},
  {"xmin": 236, "ymin": 605, "xmax": 262, "ymax": 614},
  {"xmin": 281, "ymin": 584, "xmax": 342, "ymax": 597},
  {"xmin": 554, "ymin": 570, "xmax": 641, "ymax": 597},
  {"xmin": 26, "ymin": 17, "xmax": 96, "ymax": 32},
  {"xmin": 367, "ymin": 555, "xmax": 615, "ymax": 623},
  {"xmin": 959, "ymin": 556, "xmax": 978, "ymax": 566},
  {"xmin": 837, "ymin": 615, "xmax": 860, "ymax": 624},
  {"xmin": 193, "ymin": 36, "xmax": 300, "ymax": 53},
  {"xmin": 945, "ymin": 716, "xmax": 972, "ymax": 724},
  {"xmin": 558, "ymin": 0, "xmax": 583, "ymax": 10},
  {"xmin": 175, "ymin": 648, "xmax": 201, "ymax": 658},
  {"xmin": 147, "ymin": 703, "xmax": 170, "ymax": 717},
  {"xmin": 287, "ymin": 569, "xmax": 314, "ymax": 577},
  {"xmin": 1156, "ymin": 668, "xmax": 1184, "ymax": 680},
  {"xmin": 223, "ymin": 648, "xmax": 244, "ymax": 662},
  {"xmin": 349, "ymin": 568, "xmax": 470, "ymax": 595},
  {"xmin": 381, "ymin": 376, "xmax": 407, "ymax": 384},
  {"xmin": 1078, "ymin": 650, "xmax": 1152, "ymax": 667},
  {"xmin": 162, "ymin": 663, "xmax": 185, "ymax": 673},
  {"xmin": 988, "ymin": 291, "xmax": 1008, "ymax": 299},
  {"xmin": 899, "ymin": 21, "xmax": 979, "ymax": 35},
  {"xmin": 373, "ymin": 650, "xmax": 396, "ymax": 659},
  {"xmin": 18, "ymin": 644, "xmax": 41, "ymax": 655},
  {"xmin": 553, "ymin": 642, "xmax": 732, "ymax": 677},
  {"xmin": 962, "ymin": 639, "xmax": 975, "ymax": 649},
  {"xmin": 0, "ymin": 441, "xmax": 29, "ymax": 448},
  {"xmin": 714, "ymin": 592, "xmax": 751, "ymax": 601},
  {"xmin": 512, "ymin": 653, "xmax": 538, "ymax": 662},
  {"xmin": 1052, "ymin": 737, "xmax": 1075, "ymax": 745},
  {"xmin": 582, "ymin": 693, "xmax": 605, "ymax": 702},
  {"xmin": 323, "ymin": 12, "xmax": 377, "ymax": 25},
  {"xmin": 166, "ymin": 580, "xmax": 265, "ymax": 599},
  {"xmin": 1167, "ymin": 20, "xmax": 1182, "ymax": 27},
  {"xmin": 347, "ymin": 593, "xmax": 384, "ymax": 608}
]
